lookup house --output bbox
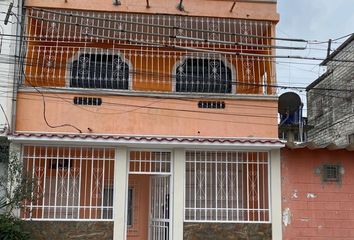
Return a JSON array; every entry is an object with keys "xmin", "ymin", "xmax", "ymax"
[
  {"xmin": 306, "ymin": 34, "xmax": 354, "ymax": 146},
  {"xmin": 8, "ymin": 0, "xmax": 283, "ymax": 239},
  {"xmin": 0, "ymin": 0, "xmax": 19, "ymax": 209},
  {"xmin": 282, "ymin": 143, "xmax": 354, "ymax": 239}
]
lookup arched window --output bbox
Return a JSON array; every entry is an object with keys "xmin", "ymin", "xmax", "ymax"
[
  {"xmin": 70, "ymin": 53, "xmax": 129, "ymax": 90},
  {"xmin": 175, "ymin": 58, "xmax": 232, "ymax": 93}
]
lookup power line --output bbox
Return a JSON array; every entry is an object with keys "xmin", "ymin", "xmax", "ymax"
[
  {"xmin": 1, "ymin": 5, "xmax": 352, "ymax": 48},
  {"xmin": 0, "ymin": 53, "xmax": 350, "ymax": 93}
]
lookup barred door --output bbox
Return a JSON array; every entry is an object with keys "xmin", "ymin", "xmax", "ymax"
[{"xmin": 149, "ymin": 176, "xmax": 171, "ymax": 240}]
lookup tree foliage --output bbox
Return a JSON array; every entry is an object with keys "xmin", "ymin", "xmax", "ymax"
[{"xmin": 0, "ymin": 151, "xmax": 33, "ymax": 240}]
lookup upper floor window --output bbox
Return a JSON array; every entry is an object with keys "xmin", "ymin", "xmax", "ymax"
[
  {"xmin": 175, "ymin": 58, "xmax": 233, "ymax": 93},
  {"xmin": 70, "ymin": 53, "xmax": 129, "ymax": 90}
]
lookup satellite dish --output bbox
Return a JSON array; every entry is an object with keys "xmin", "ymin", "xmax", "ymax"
[{"xmin": 278, "ymin": 92, "xmax": 302, "ymax": 115}]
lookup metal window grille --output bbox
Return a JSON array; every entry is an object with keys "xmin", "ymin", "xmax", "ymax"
[
  {"xmin": 70, "ymin": 53, "xmax": 129, "ymax": 89},
  {"xmin": 185, "ymin": 150, "xmax": 270, "ymax": 223},
  {"xmin": 129, "ymin": 151, "xmax": 171, "ymax": 174},
  {"xmin": 175, "ymin": 58, "xmax": 232, "ymax": 93},
  {"xmin": 322, "ymin": 164, "xmax": 341, "ymax": 183},
  {"xmin": 21, "ymin": 146, "xmax": 115, "ymax": 220},
  {"xmin": 21, "ymin": 8, "xmax": 276, "ymax": 95}
]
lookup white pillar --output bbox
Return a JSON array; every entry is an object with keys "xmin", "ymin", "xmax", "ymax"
[
  {"xmin": 270, "ymin": 149, "xmax": 282, "ymax": 240},
  {"xmin": 113, "ymin": 146, "xmax": 128, "ymax": 240},
  {"xmin": 172, "ymin": 149, "xmax": 185, "ymax": 240}
]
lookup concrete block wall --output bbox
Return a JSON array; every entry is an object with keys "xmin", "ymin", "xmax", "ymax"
[
  {"xmin": 307, "ymin": 41, "xmax": 354, "ymax": 145},
  {"xmin": 282, "ymin": 148, "xmax": 354, "ymax": 239}
]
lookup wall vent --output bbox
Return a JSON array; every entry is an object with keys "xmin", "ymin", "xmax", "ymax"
[
  {"xmin": 73, "ymin": 97, "xmax": 102, "ymax": 106},
  {"xmin": 198, "ymin": 101, "xmax": 225, "ymax": 109},
  {"xmin": 322, "ymin": 164, "xmax": 342, "ymax": 183}
]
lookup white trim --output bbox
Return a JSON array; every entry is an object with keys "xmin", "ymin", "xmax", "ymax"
[
  {"xmin": 270, "ymin": 149, "xmax": 282, "ymax": 239},
  {"xmin": 18, "ymin": 87, "xmax": 279, "ymax": 101},
  {"xmin": 9, "ymin": 136, "xmax": 283, "ymax": 150},
  {"xmin": 113, "ymin": 146, "xmax": 129, "ymax": 240},
  {"xmin": 173, "ymin": 149, "xmax": 185, "ymax": 240}
]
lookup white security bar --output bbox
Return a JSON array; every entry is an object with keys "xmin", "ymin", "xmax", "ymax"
[
  {"xmin": 185, "ymin": 150, "xmax": 270, "ymax": 223},
  {"xmin": 21, "ymin": 146, "xmax": 115, "ymax": 220},
  {"xmin": 129, "ymin": 151, "xmax": 172, "ymax": 174},
  {"xmin": 21, "ymin": 8, "xmax": 276, "ymax": 95}
]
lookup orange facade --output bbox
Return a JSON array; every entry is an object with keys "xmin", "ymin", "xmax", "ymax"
[
  {"xmin": 16, "ymin": 92, "xmax": 278, "ymax": 138},
  {"xmin": 24, "ymin": 0, "xmax": 279, "ymax": 21}
]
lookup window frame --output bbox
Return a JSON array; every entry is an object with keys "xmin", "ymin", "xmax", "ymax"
[
  {"xmin": 66, "ymin": 48, "xmax": 133, "ymax": 91},
  {"xmin": 172, "ymin": 54, "xmax": 236, "ymax": 94},
  {"xmin": 322, "ymin": 164, "xmax": 342, "ymax": 183},
  {"xmin": 184, "ymin": 150, "xmax": 270, "ymax": 223}
]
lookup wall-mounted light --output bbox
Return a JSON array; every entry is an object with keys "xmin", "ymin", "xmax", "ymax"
[{"xmin": 113, "ymin": 0, "xmax": 121, "ymax": 6}]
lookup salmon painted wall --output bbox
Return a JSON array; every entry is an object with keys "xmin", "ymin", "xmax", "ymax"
[
  {"xmin": 15, "ymin": 92, "xmax": 278, "ymax": 138},
  {"xmin": 24, "ymin": 0, "xmax": 279, "ymax": 22},
  {"xmin": 128, "ymin": 175, "xmax": 150, "ymax": 240},
  {"xmin": 281, "ymin": 148, "xmax": 354, "ymax": 240}
]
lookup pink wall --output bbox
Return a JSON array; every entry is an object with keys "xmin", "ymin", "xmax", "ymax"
[
  {"xmin": 128, "ymin": 175, "xmax": 150, "ymax": 240},
  {"xmin": 24, "ymin": 0, "xmax": 279, "ymax": 22},
  {"xmin": 15, "ymin": 92, "xmax": 278, "ymax": 138},
  {"xmin": 282, "ymin": 148, "xmax": 354, "ymax": 240}
]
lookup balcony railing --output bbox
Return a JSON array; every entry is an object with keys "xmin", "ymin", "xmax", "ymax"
[{"xmin": 20, "ymin": 8, "xmax": 276, "ymax": 95}]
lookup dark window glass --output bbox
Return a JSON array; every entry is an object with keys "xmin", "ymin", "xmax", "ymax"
[
  {"xmin": 70, "ymin": 54, "xmax": 129, "ymax": 90},
  {"xmin": 176, "ymin": 58, "xmax": 232, "ymax": 93},
  {"xmin": 127, "ymin": 188, "xmax": 133, "ymax": 226},
  {"xmin": 103, "ymin": 187, "xmax": 113, "ymax": 219}
]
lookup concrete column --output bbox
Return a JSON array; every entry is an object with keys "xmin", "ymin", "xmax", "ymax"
[
  {"xmin": 172, "ymin": 149, "xmax": 185, "ymax": 240},
  {"xmin": 113, "ymin": 146, "xmax": 128, "ymax": 240},
  {"xmin": 270, "ymin": 149, "xmax": 282, "ymax": 240}
]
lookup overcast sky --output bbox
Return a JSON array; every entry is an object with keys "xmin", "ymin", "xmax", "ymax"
[{"xmin": 276, "ymin": 0, "xmax": 354, "ymax": 110}]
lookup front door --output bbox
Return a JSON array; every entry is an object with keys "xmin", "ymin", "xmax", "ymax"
[{"xmin": 149, "ymin": 176, "xmax": 171, "ymax": 240}]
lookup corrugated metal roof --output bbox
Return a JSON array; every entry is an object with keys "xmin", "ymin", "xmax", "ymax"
[
  {"xmin": 306, "ymin": 70, "xmax": 333, "ymax": 91},
  {"xmin": 285, "ymin": 141, "xmax": 354, "ymax": 151}
]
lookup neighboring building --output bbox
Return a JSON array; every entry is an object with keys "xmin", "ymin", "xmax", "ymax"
[
  {"xmin": 0, "ymin": 0, "xmax": 19, "ymax": 209},
  {"xmin": 282, "ymin": 143, "xmax": 354, "ymax": 239},
  {"xmin": 307, "ymin": 34, "xmax": 354, "ymax": 146},
  {"xmin": 9, "ymin": 0, "xmax": 283, "ymax": 239}
]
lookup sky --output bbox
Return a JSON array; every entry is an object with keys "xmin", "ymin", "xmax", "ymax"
[{"xmin": 276, "ymin": 0, "xmax": 354, "ymax": 112}]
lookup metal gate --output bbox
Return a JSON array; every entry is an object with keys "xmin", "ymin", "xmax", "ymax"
[{"xmin": 149, "ymin": 176, "xmax": 171, "ymax": 240}]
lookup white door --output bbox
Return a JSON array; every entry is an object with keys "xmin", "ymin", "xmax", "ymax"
[{"xmin": 149, "ymin": 176, "xmax": 171, "ymax": 240}]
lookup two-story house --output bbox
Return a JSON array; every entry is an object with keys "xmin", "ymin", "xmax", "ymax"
[{"xmin": 8, "ymin": 0, "xmax": 283, "ymax": 239}]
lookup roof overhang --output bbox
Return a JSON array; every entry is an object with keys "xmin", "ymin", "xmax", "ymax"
[
  {"xmin": 285, "ymin": 141, "xmax": 354, "ymax": 151},
  {"xmin": 8, "ymin": 132, "xmax": 284, "ymax": 150}
]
